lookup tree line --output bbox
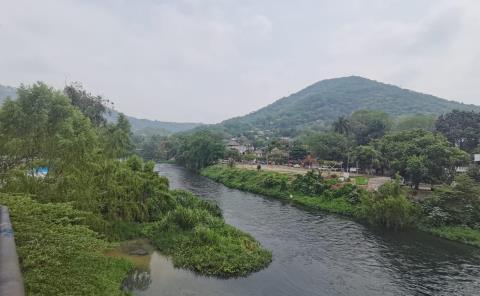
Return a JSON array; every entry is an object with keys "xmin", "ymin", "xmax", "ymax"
[{"xmin": 134, "ymin": 109, "xmax": 480, "ymax": 190}]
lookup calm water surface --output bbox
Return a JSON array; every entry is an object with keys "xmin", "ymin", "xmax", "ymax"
[{"xmin": 128, "ymin": 164, "xmax": 480, "ymax": 296}]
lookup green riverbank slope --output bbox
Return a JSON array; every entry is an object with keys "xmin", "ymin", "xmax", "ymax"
[{"xmin": 201, "ymin": 165, "xmax": 480, "ymax": 248}]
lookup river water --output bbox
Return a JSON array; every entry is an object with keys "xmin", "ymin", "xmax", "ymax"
[{"xmin": 128, "ymin": 164, "xmax": 480, "ymax": 296}]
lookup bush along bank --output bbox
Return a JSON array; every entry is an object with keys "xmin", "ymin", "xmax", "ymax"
[
  {"xmin": 201, "ymin": 165, "xmax": 480, "ymax": 247},
  {"xmin": 142, "ymin": 190, "xmax": 272, "ymax": 277}
]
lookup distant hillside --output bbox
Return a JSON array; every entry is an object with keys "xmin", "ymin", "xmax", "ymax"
[
  {"xmin": 0, "ymin": 84, "xmax": 17, "ymax": 104},
  {"xmin": 0, "ymin": 84, "xmax": 201, "ymax": 134},
  {"xmin": 220, "ymin": 76, "xmax": 480, "ymax": 135},
  {"xmin": 106, "ymin": 110, "xmax": 202, "ymax": 134}
]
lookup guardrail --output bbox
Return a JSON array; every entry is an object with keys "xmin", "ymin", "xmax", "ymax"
[{"xmin": 0, "ymin": 206, "xmax": 25, "ymax": 296}]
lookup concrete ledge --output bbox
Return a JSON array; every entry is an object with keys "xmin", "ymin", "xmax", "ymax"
[{"xmin": 0, "ymin": 206, "xmax": 25, "ymax": 296}]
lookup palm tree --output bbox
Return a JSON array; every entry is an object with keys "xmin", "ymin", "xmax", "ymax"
[{"xmin": 332, "ymin": 116, "xmax": 351, "ymax": 136}]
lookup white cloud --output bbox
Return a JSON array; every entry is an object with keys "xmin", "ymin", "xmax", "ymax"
[{"xmin": 1, "ymin": 0, "xmax": 480, "ymax": 123}]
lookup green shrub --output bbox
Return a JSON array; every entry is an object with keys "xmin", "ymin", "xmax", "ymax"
[
  {"xmin": 355, "ymin": 176, "xmax": 369, "ymax": 185},
  {"xmin": 146, "ymin": 211, "xmax": 272, "ymax": 277},
  {"xmin": 422, "ymin": 175, "xmax": 480, "ymax": 228},
  {"xmin": 291, "ymin": 170, "xmax": 326, "ymax": 195},
  {"xmin": 172, "ymin": 189, "xmax": 222, "ymax": 217},
  {"xmin": 194, "ymin": 225, "xmax": 220, "ymax": 245},
  {"xmin": 164, "ymin": 207, "xmax": 211, "ymax": 230},
  {"xmin": 356, "ymin": 179, "xmax": 418, "ymax": 230}
]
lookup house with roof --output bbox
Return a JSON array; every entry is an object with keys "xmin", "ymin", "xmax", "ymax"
[{"xmin": 227, "ymin": 138, "xmax": 253, "ymax": 154}]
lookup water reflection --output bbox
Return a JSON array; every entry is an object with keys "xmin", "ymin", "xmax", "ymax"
[
  {"xmin": 127, "ymin": 164, "xmax": 480, "ymax": 296},
  {"xmin": 123, "ymin": 269, "xmax": 152, "ymax": 291}
]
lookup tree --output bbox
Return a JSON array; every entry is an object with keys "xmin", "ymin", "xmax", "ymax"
[
  {"xmin": 225, "ymin": 148, "xmax": 242, "ymax": 161},
  {"xmin": 140, "ymin": 135, "xmax": 166, "ymax": 160},
  {"xmin": 64, "ymin": 82, "xmax": 110, "ymax": 127},
  {"xmin": 351, "ymin": 145, "xmax": 381, "ymax": 174},
  {"xmin": 422, "ymin": 175, "xmax": 480, "ymax": 227},
  {"xmin": 289, "ymin": 141, "xmax": 307, "ymax": 161},
  {"xmin": 103, "ymin": 113, "xmax": 134, "ymax": 159},
  {"xmin": 357, "ymin": 176, "xmax": 418, "ymax": 230},
  {"xmin": 435, "ymin": 110, "xmax": 480, "ymax": 152},
  {"xmin": 394, "ymin": 114, "xmax": 436, "ymax": 132},
  {"xmin": 307, "ymin": 132, "xmax": 351, "ymax": 162},
  {"xmin": 0, "ymin": 83, "xmax": 98, "ymax": 176},
  {"xmin": 405, "ymin": 155, "xmax": 428, "ymax": 189},
  {"xmin": 349, "ymin": 110, "xmax": 392, "ymax": 145},
  {"xmin": 375, "ymin": 129, "xmax": 469, "ymax": 186},
  {"xmin": 332, "ymin": 116, "xmax": 351, "ymax": 136},
  {"xmin": 175, "ymin": 130, "xmax": 225, "ymax": 171}
]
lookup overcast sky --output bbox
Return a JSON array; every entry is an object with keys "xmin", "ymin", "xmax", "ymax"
[{"xmin": 1, "ymin": 0, "xmax": 480, "ymax": 123}]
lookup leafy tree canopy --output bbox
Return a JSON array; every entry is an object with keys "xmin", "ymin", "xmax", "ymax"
[
  {"xmin": 435, "ymin": 110, "xmax": 480, "ymax": 152},
  {"xmin": 306, "ymin": 132, "xmax": 352, "ymax": 162},
  {"xmin": 349, "ymin": 110, "xmax": 392, "ymax": 145},
  {"xmin": 175, "ymin": 130, "xmax": 225, "ymax": 171},
  {"xmin": 374, "ymin": 129, "xmax": 469, "ymax": 188}
]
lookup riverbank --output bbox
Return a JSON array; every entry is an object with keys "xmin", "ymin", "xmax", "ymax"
[
  {"xmin": 0, "ymin": 194, "xmax": 133, "ymax": 296},
  {"xmin": 201, "ymin": 165, "xmax": 480, "ymax": 248},
  {"xmin": 201, "ymin": 165, "xmax": 361, "ymax": 215},
  {"xmin": 0, "ymin": 190, "xmax": 272, "ymax": 295}
]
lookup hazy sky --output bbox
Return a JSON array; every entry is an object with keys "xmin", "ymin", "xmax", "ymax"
[{"xmin": 1, "ymin": 0, "xmax": 480, "ymax": 123}]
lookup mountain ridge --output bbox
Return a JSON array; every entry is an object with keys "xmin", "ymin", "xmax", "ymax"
[{"xmin": 219, "ymin": 76, "xmax": 480, "ymax": 135}]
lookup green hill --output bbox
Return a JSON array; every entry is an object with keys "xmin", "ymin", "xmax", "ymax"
[
  {"xmin": 0, "ymin": 84, "xmax": 201, "ymax": 134},
  {"xmin": 106, "ymin": 110, "xmax": 202, "ymax": 134},
  {"xmin": 220, "ymin": 76, "xmax": 480, "ymax": 135}
]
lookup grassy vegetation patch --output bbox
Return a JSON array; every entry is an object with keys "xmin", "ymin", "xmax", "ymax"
[
  {"xmin": 0, "ymin": 194, "xmax": 133, "ymax": 296},
  {"xmin": 355, "ymin": 176, "xmax": 369, "ymax": 185},
  {"xmin": 423, "ymin": 226, "xmax": 480, "ymax": 248},
  {"xmin": 143, "ymin": 190, "xmax": 272, "ymax": 277}
]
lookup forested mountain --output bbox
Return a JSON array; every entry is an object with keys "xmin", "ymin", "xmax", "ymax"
[
  {"xmin": 220, "ymin": 76, "xmax": 480, "ymax": 135},
  {"xmin": 0, "ymin": 84, "xmax": 201, "ymax": 134}
]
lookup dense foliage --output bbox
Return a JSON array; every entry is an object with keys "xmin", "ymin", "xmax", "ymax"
[
  {"xmin": 394, "ymin": 114, "xmax": 436, "ymax": 132},
  {"xmin": 356, "ymin": 177, "xmax": 418, "ymax": 230},
  {"xmin": 435, "ymin": 110, "xmax": 480, "ymax": 152},
  {"xmin": 422, "ymin": 175, "xmax": 480, "ymax": 228},
  {"xmin": 170, "ymin": 130, "xmax": 226, "ymax": 170},
  {"xmin": 0, "ymin": 194, "xmax": 132, "ymax": 296},
  {"xmin": 349, "ymin": 110, "xmax": 392, "ymax": 145},
  {"xmin": 374, "ymin": 129, "xmax": 469, "ymax": 188},
  {"xmin": 306, "ymin": 132, "xmax": 351, "ymax": 162},
  {"xmin": 0, "ymin": 83, "xmax": 271, "ymax": 294}
]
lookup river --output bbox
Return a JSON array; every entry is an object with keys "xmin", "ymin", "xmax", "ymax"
[{"xmin": 127, "ymin": 164, "xmax": 480, "ymax": 296}]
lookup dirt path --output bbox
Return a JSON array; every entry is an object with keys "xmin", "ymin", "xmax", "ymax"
[
  {"xmin": 236, "ymin": 164, "xmax": 310, "ymax": 175},
  {"xmin": 367, "ymin": 176, "xmax": 391, "ymax": 191}
]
